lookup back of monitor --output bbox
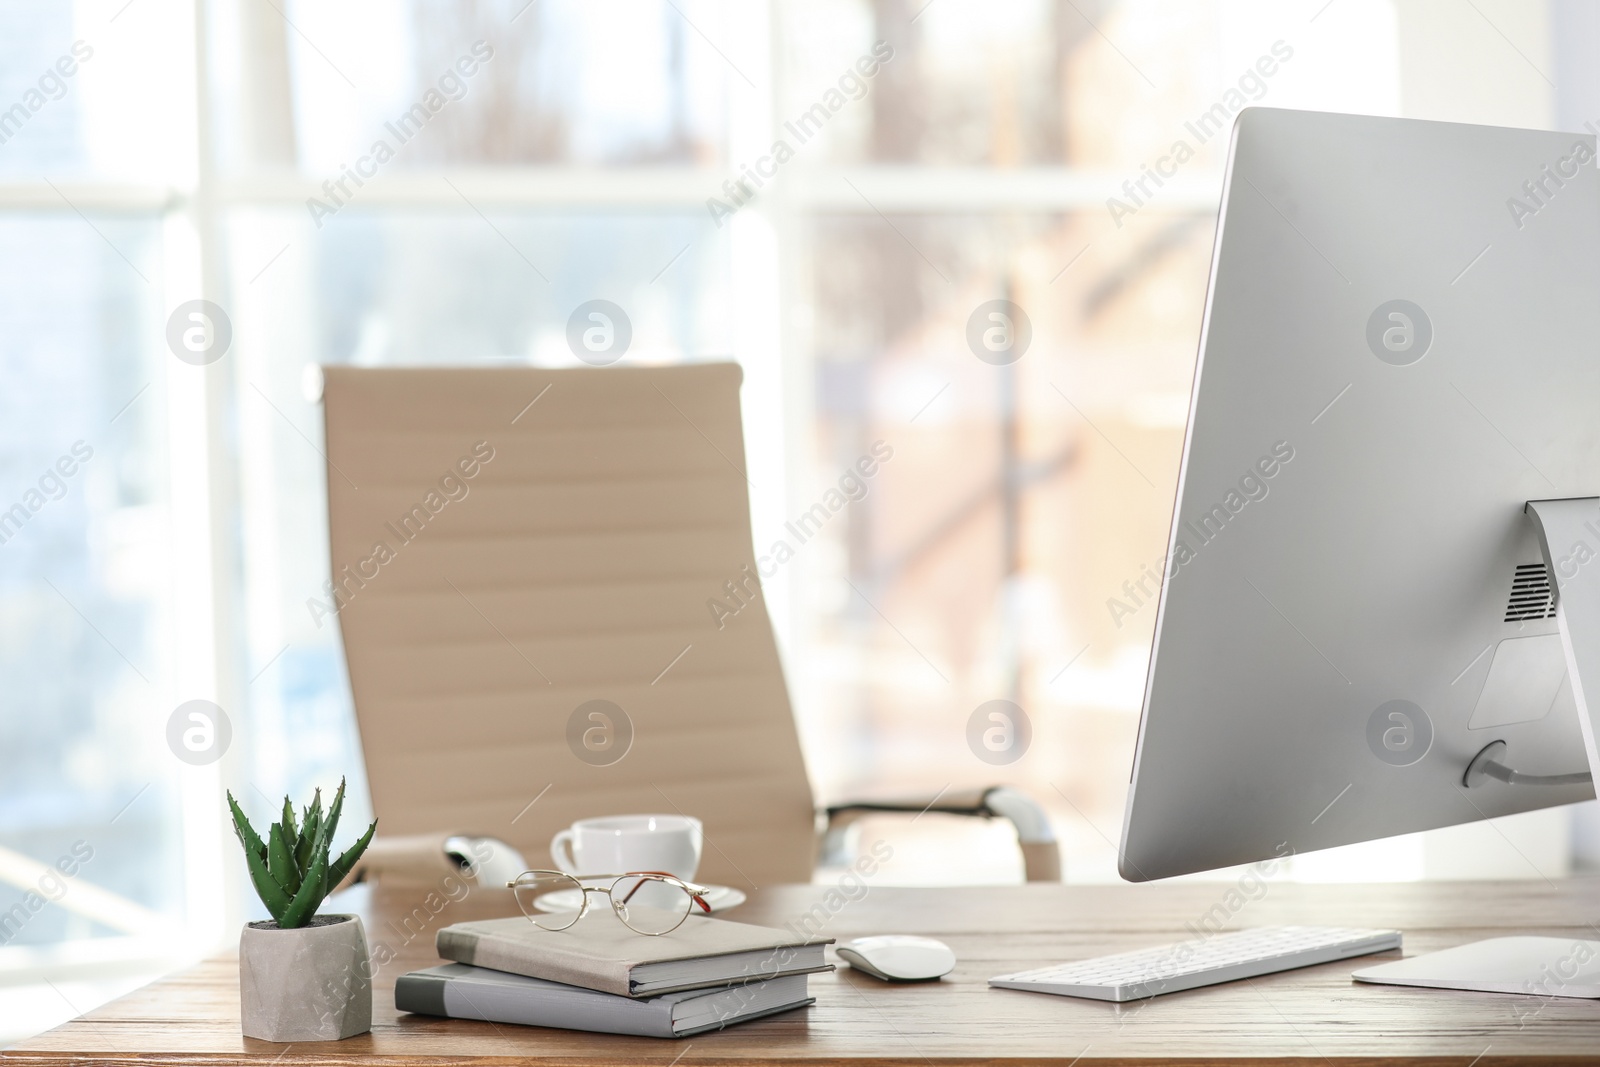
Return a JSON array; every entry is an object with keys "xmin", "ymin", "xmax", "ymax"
[{"xmin": 1121, "ymin": 108, "xmax": 1600, "ymax": 881}]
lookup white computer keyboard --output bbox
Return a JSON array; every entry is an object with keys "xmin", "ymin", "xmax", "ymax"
[{"xmin": 989, "ymin": 925, "xmax": 1402, "ymax": 1002}]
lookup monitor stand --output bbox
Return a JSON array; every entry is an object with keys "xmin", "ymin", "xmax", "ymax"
[
  {"xmin": 1354, "ymin": 498, "xmax": 1600, "ymax": 1000},
  {"xmin": 1525, "ymin": 497, "xmax": 1600, "ymax": 781}
]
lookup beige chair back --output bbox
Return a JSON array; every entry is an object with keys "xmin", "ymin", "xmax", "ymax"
[{"xmin": 321, "ymin": 364, "xmax": 816, "ymax": 889}]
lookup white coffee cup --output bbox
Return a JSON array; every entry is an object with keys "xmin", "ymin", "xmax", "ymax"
[{"xmin": 551, "ymin": 814, "xmax": 704, "ymax": 882}]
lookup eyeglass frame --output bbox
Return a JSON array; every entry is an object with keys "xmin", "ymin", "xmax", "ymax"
[{"xmin": 506, "ymin": 869, "xmax": 713, "ymax": 935}]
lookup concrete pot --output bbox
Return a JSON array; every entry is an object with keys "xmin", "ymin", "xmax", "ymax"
[{"xmin": 239, "ymin": 914, "xmax": 372, "ymax": 1042}]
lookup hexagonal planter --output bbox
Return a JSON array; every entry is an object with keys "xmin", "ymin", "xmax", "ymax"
[{"xmin": 240, "ymin": 914, "xmax": 372, "ymax": 1042}]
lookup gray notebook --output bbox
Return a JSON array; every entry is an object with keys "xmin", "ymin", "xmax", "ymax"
[
  {"xmin": 396, "ymin": 963, "xmax": 814, "ymax": 1038},
  {"xmin": 436, "ymin": 911, "xmax": 831, "ymax": 997}
]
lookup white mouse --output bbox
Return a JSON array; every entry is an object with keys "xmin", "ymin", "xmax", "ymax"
[{"xmin": 836, "ymin": 935, "xmax": 956, "ymax": 982}]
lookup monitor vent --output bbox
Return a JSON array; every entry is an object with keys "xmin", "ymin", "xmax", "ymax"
[{"xmin": 1505, "ymin": 563, "xmax": 1557, "ymax": 621}]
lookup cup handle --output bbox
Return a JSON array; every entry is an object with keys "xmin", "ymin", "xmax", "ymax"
[{"xmin": 551, "ymin": 830, "xmax": 578, "ymax": 875}]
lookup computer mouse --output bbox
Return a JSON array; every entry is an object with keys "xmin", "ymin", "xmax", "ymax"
[{"xmin": 836, "ymin": 935, "xmax": 956, "ymax": 982}]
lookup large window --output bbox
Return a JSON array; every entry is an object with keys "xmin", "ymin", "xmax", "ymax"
[{"xmin": 1, "ymin": 0, "xmax": 1594, "ymax": 1043}]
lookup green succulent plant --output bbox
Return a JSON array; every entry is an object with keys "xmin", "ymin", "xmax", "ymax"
[{"xmin": 226, "ymin": 778, "xmax": 377, "ymax": 929}]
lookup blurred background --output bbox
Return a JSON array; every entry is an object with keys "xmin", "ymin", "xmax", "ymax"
[{"xmin": 3, "ymin": 0, "xmax": 1600, "ymax": 1044}]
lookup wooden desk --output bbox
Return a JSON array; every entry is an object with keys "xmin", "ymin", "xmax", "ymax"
[{"xmin": 6, "ymin": 878, "xmax": 1600, "ymax": 1064}]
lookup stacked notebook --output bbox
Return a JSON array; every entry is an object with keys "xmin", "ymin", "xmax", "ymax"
[{"xmin": 395, "ymin": 911, "xmax": 831, "ymax": 1038}]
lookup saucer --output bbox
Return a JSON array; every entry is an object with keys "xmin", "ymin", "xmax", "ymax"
[{"xmin": 533, "ymin": 884, "xmax": 748, "ymax": 913}]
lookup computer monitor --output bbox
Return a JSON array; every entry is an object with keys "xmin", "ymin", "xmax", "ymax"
[{"xmin": 1121, "ymin": 108, "xmax": 1600, "ymax": 888}]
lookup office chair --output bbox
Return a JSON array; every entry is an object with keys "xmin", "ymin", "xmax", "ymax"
[{"xmin": 319, "ymin": 363, "xmax": 1059, "ymax": 890}]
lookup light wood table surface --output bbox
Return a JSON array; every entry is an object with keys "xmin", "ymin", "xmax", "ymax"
[{"xmin": 7, "ymin": 877, "xmax": 1600, "ymax": 1064}]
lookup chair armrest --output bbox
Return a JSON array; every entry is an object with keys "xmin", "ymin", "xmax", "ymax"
[
  {"xmin": 339, "ymin": 833, "xmax": 527, "ymax": 890},
  {"xmin": 821, "ymin": 786, "xmax": 1060, "ymax": 882}
]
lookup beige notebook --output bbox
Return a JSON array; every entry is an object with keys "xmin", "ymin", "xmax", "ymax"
[{"xmin": 436, "ymin": 912, "xmax": 832, "ymax": 997}]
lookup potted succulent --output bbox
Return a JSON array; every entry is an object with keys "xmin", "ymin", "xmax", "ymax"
[{"xmin": 228, "ymin": 779, "xmax": 377, "ymax": 1042}]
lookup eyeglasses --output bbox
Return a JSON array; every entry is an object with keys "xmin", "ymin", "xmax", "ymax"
[{"xmin": 507, "ymin": 870, "xmax": 712, "ymax": 935}]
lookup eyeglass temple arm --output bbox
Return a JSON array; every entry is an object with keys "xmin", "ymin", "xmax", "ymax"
[{"xmin": 613, "ymin": 872, "xmax": 714, "ymax": 913}]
